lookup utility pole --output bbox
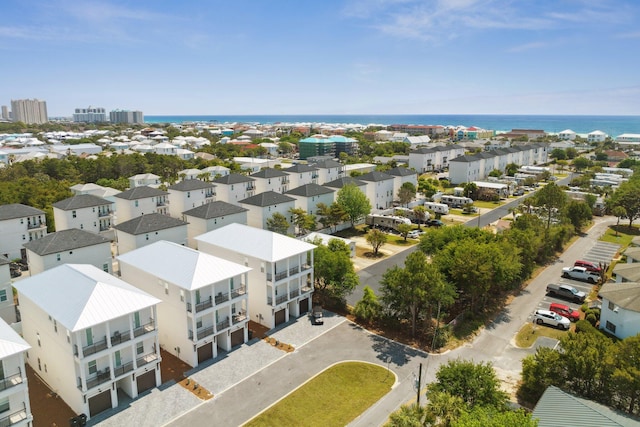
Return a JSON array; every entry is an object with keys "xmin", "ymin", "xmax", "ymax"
[{"xmin": 416, "ymin": 362, "xmax": 422, "ymax": 406}]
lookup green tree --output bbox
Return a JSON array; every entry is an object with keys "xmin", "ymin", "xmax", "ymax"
[
  {"xmin": 266, "ymin": 212, "xmax": 290, "ymax": 235},
  {"xmin": 550, "ymin": 148, "xmax": 567, "ymax": 160},
  {"xmin": 519, "ymin": 347, "xmax": 564, "ymax": 404},
  {"xmin": 452, "ymin": 407, "xmax": 538, "ymax": 427},
  {"xmin": 428, "ymin": 359, "xmax": 508, "ymax": 409},
  {"xmin": 336, "ymin": 183, "xmax": 371, "ymax": 227},
  {"xmin": 366, "ymin": 229, "xmax": 387, "ymax": 256},
  {"xmin": 425, "ymin": 390, "xmax": 466, "ymax": 427},
  {"xmin": 413, "ymin": 205, "xmax": 427, "ymax": 229},
  {"xmin": 316, "ymin": 202, "xmax": 347, "ymax": 232},
  {"xmin": 289, "ymin": 207, "xmax": 316, "ymax": 235},
  {"xmin": 488, "ymin": 169, "xmax": 502, "ymax": 178},
  {"xmin": 418, "ymin": 178, "xmax": 438, "ymax": 198},
  {"xmin": 564, "ymin": 200, "xmax": 592, "ymax": 232},
  {"xmin": 397, "ymin": 223, "xmax": 413, "ymax": 241},
  {"xmin": 609, "ymin": 180, "xmax": 640, "ymax": 228},
  {"xmin": 608, "ymin": 335, "xmax": 640, "ymax": 414},
  {"xmin": 612, "ymin": 205, "xmax": 626, "ymax": 235},
  {"xmin": 505, "ymin": 162, "xmax": 520, "ymax": 176},
  {"xmin": 572, "ymin": 156, "xmax": 591, "ymax": 171},
  {"xmin": 385, "ymin": 404, "xmax": 428, "ymax": 427},
  {"xmin": 532, "ymin": 182, "xmax": 567, "ymax": 231},
  {"xmin": 565, "ymin": 147, "xmax": 578, "ymax": 159},
  {"xmin": 397, "ymin": 182, "xmax": 417, "ymax": 206},
  {"xmin": 312, "ymin": 238, "xmax": 358, "ymax": 306},
  {"xmin": 353, "ymin": 286, "xmax": 382, "ymax": 323}
]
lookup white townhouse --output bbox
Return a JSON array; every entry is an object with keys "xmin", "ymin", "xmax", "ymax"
[
  {"xmin": 128, "ymin": 173, "xmax": 161, "ymax": 188},
  {"xmin": 23, "ymin": 229, "xmax": 112, "ymax": 275},
  {"xmin": 358, "ymin": 171, "xmax": 395, "ymax": 210},
  {"xmin": 167, "ymin": 180, "xmax": 216, "ymax": 218},
  {"xmin": 0, "ymin": 319, "xmax": 32, "ymax": 427},
  {"xmin": 182, "ymin": 201, "xmax": 248, "ymax": 249},
  {"xmin": 598, "ymin": 282, "xmax": 640, "ymax": 340},
  {"xmin": 558, "ymin": 129, "xmax": 577, "ymax": 140},
  {"xmin": 0, "ymin": 204, "xmax": 47, "ymax": 261},
  {"xmin": 113, "ymin": 213, "xmax": 188, "ymax": 255},
  {"xmin": 53, "ymin": 194, "xmax": 114, "ymax": 234},
  {"xmin": 587, "ymin": 130, "xmax": 608, "ymax": 143},
  {"xmin": 323, "ymin": 176, "xmax": 368, "ymax": 197},
  {"xmin": 118, "ymin": 241, "xmax": 251, "ymax": 367},
  {"xmin": 386, "ymin": 167, "xmax": 419, "ymax": 199},
  {"xmin": 14, "ymin": 264, "xmax": 162, "ymax": 420},
  {"xmin": 280, "ymin": 164, "xmax": 319, "ymax": 187},
  {"xmin": 196, "ymin": 223, "xmax": 316, "ymax": 330},
  {"xmin": 285, "ymin": 184, "xmax": 335, "ymax": 217},
  {"xmin": 114, "ymin": 186, "xmax": 169, "ymax": 223},
  {"xmin": 212, "ymin": 173, "xmax": 256, "ymax": 204},
  {"xmin": 239, "ymin": 191, "xmax": 296, "ymax": 234},
  {"xmin": 408, "ymin": 144, "xmax": 465, "ymax": 173},
  {"xmin": 310, "ymin": 159, "xmax": 344, "ymax": 185},
  {"xmin": 0, "ymin": 257, "xmax": 16, "ymax": 324},
  {"xmin": 177, "ymin": 168, "xmax": 202, "ymax": 181},
  {"xmin": 250, "ymin": 168, "xmax": 291, "ymax": 194},
  {"xmin": 200, "ymin": 166, "xmax": 230, "ymax": 181},
  {"xmin": 69, "ymin": 183, "xmax": 121, "ymax": 205}
]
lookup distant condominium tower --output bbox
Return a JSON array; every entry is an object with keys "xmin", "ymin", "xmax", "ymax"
[
  {"xmin": 1, "ymin": 105, "xmax": 9, "ymax": 120},
  {"xmin": 110, "ymin": 109, "xmax": 144, "ymax": 124},
  {"xmin": 73, "ymin": 106, "xmax": 107, "ymax": 123},
  {"xmin": 10, "ymin": 98, "xmax": 48, "ymax": 124}
]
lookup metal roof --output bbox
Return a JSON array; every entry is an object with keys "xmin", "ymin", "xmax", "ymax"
[
  {"xmin": 196, "ymin": 223, "xmax": 316, "ymax": 262},
  {"xmin": 118, "ymin": 241, "xmax": 251, "ymax": 291},
  {"xmin": 0, "ymin": 319, "xmax": 30, "ymax": 359},
  {"xmin": 23, "ymin": 228, "xmax": 110, "ymax": 255},
  {"xmin": 14, "ymin": 264, "xmax": 161, "ymax": 332}
]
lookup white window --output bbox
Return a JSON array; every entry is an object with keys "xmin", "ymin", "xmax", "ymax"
[
  {"xmin": 88, "ymin": 360, "xmax": 97, "ymax": 375},
  {"xmin": 103, "ymin": 263, "xmax": 109, "ymax": 272},
  {"xmin": 56, "ymin": 253, "xmax": 61, "ymax": 261},
  {"xmin": 72, "ymin": 210, "xmax": 77, "ymax": 218},
  {"xmin": 136, "ymin": 342, "xmax": 144, "ymax": 355},
  {"xmin": 0, "ymin": 289, "xmax": 7, "ymax": 302}
]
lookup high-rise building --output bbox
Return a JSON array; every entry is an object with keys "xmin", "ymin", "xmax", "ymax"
[
  {"xmin": 109, "ymin": 109, "xmax": 144, "ymax": 124},
  {"xmin": 1, "ymin": 105, "xmax": 9, "ymax": 120},
  {"xmin": 72, "ymin": 106, "xmax": 107, "ymax": 123},
  {"xmin": 10, "ymin": 99, "xmax": 48, "ymax": 124}
]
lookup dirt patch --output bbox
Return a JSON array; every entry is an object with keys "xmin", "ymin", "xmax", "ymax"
[
  {"xmin": 160, "ymin": 348, "xmax": 192, "ymax": 384},
  {"xmin": 26, "ymin": 364, "xmax": 76, "ymax": 427},
  {"xmin": 177, "ymin": 377, "xmax": 213, "ymax": 400},
  {"xmin": 248, "ymin": 320, "xmax": 270, "ymax": 340},
  {"xmin": 263, "ymin": 336, "xmax": 295, "ymax": 353}
]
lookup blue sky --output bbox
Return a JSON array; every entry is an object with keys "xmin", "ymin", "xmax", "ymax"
[{"xmin": 1, "ymin": 0, "xmax": 639, "ymax": 116}]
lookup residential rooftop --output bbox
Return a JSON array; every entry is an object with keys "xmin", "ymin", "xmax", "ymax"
[{"xmin": 23, "ymin": 228, "xmax": 110, "ymax": 255}]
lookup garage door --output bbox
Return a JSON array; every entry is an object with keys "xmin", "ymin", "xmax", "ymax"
[
  {"xmin": 89, "ymin": 390, "xmax": 112, "ymax": 417},
  {"xmin": 230, "ymin": 329, "xmax": 244, "ymax": 347},
  {"xmin": 197, "ymin": 342, "xmax": 213, "ymax": 364},
  {"xmin": 275, "ymin": 309, "xmax": 286, "ymax": 326},
  {"xmin": 299, "ymin": 298, "xmax": 309, "ymax": 315},
  {"xmin": 136, "ymin": 371, "xmax": 156, "ymax": 394}
]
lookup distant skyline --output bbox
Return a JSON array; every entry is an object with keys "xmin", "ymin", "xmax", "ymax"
[{"xmin": 2, "ymin": 0, "xmax": 640, "ymax": 117}]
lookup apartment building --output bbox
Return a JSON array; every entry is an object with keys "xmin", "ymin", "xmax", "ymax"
[
  {"xmin": 0, "ymin": 204, "xmax": 47, "ymax": 261},
  {"xmin": 118, "ymin": 241, "xmax": 251, "ymax": 367},
  {"xmin": 128, "ymin": 174, "xmax": 161, "ymax": 189},
  {"xmin": 10, "ymin": 99, "xmax": 47, "ymax": 124},
  {"xmin": 310, "ymin": 159, "xmax": 344, "ymax": 185},
  {"xmin": 0, "ymin": 256, "xmax": 17, "ymax": 324},
  {"xmin": 114, "ymin": 186, "xmax": 169, "ymax": 223},
  {"xmin": 72, "ymin": 107, "xmax": 107, "ymax": 123},
  {"xmin": 386, "ymin": 167, "xmax": 418, "ymax": 198},
  {"xmin": 167, "ymin": 180, "xmax": 216, "ymax": 218},
  {"xmin": 285, "ymin": 184, "xmax": 335, "ymax": 217},
  {"xmin": 113, "ymin": 213, "xmax": 188, "ymax": 255},
  {"xmin": 238, "ymin": 191, "xmax": 296, "ymax": 234},
  {"xmin": 281, "ymin": 164, "xmax": 319, "ymax": 188},
  {"xmin": 196, "ymin": 223, "xmax": 315, "ymax": 330},
  {"xmin": 0, "ymin": 318, "xmax": 32, "ymax": 426},
  {"xmin": 211, "ymin": 174, "xmax": 256, "ymax": 204},
  {"xmin": 109, "ymin": 110, "xmax": 144, "ymax": 124},
  {"xmin": 358, "ymin": 171, "xmax": 395, "ymax": 210},
  {"xmin": 250, "ymin": 168, "xmax": 290, "ymax": 194},
  {"xmin": 407, "ymin": 144, "xmax": 465, "ymax": 173},
  {"xmin": 182, "ymin": 201, "xmax": 248, "ymax": 249},
  {"xmin": 53, "ymin": 194, "xmax": 113, "ymax": 233},
  {"xmin": 14, "ymin": 264, "xmax": 161, "ymax": 420}
]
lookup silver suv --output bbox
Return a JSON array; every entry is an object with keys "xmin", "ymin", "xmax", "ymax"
[{"xmin": 533, "ymin": 309, "xmax": 570, "ymax": 330}]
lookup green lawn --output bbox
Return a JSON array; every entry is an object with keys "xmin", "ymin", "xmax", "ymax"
[
  {"xmin": 244, "ymin": 362, "xmax": 394, "ymax": 427},
  {"xmin": 515, "ymin": 322, "xmax": 571, "ymax": 347},
  {"xmin": 474, "ymin": 200, "xmax": 505, "ymax": 209},
  {"xmin": 600, "ymin": 224, "xmax": 640, "ymax": 249}
]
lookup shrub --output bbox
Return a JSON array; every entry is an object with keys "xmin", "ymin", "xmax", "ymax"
[
  {"xmin": 576, "ymin": 319, "xmax": 598, "ymax": 333},
  {"xmin": 585, "ymin": 313, "xmax": 597, "ymax": 326}
]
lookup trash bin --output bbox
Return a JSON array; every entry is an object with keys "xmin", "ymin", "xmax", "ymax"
[
  {"xmin": 78, "ymin": 414, "xmax": 87, "ymax": 426},
  {"xmin": 69, "ymin": 417, "xmax": 79, "ymax": 427}
]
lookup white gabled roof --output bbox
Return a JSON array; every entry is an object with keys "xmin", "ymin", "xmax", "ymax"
[
  {"xmin": 14, "ymin": 264, "xmax": 161, "ymax": 332},
  {"xmin": 117, "ymin": 241, "xmax": 251, "ymax": 290},
  {"xmin": 196, "ymin": 223, "xmax": 316, "ymax": 262},
  {"xmin": 0, "ymin": 319, "xmax": 30, "ymax": 359}
]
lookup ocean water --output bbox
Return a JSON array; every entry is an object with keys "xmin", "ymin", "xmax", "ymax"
[{"xmin": 144, "ymin": 114, "xmax": 640, "ymax": 137}]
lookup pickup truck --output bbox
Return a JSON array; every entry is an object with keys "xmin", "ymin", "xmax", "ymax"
[
  {"xmin": 561, "ymin": 266, "xmax": 600, "ymax": 283},
  {"xmin": 546, "ymin": 283, "xmax": 587, "ymax": 303}
]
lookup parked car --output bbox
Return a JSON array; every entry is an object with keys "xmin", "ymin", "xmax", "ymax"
[
  {"xmin": 533, "ymin": 309, "xmax": 571, "ymax": 330},
  {"xmin": 546, "ymin": 283, "xmax": 587, "ymax": 303},
  {"xmin": 312, "ymin": 306, "xmax": 324, "ymax": 325},
  {"xmin": 574, "ymin": 260, "xmax": 602, "ymax": 273},
  {"xmin": 513, "ymin": 189, "xmax": 525, "ymax": 196},
  {"xmin": 426, "ymin": 219, "xmax": 444, "ymax": 227},
  {"xmin": 407, "ymin": 230, "xmax": 422, "ymax": 239},
  {"xmin": 549, "ymin": 302, "xmax": 580, "ymax": 322},
  {"xmin": 562, "ymin": 266, "xmax": 600, "ymax": 283}
]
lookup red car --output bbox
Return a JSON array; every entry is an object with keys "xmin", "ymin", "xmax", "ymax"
[
  {"xmin": 549, "ymin": 302, "xmax": 580, "ymax": 322},
  {"xmin": 574, "ymin": 260, "xmax": 601, "ymax": 273}
]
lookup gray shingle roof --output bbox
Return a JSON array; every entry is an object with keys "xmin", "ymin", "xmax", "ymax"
[
  {"xmin": 613, "ymin": 263, "xmax": 640, "ymax": 282},
  {"xmin": 312, "ymin": 159, "xmax": 342, "ymax": 169},
  {"xmin": 323, "ymin": 177, "xmax": 366, "ymax": 188},
  {"xmin": 0, "ymin": 204, "xmax": 45, "ymax": 221},
  {"xmin": 286, "ymin": 184, "xmax": 334, "ymax": 198},
  {"xmin": 386, "ymin": 167, "xmax": 416, "ymax": 177},
  {"xmin": 182, "ymin": 201, "xmax": 248, "ymax": 219},
  {"xmin": 23, "ymin": 229, "xmax": 109, "ymax": 255},
  {"xmin": 168, "ymin": 180, "xmax": 216, "ymax": 192},
  {"xmin": 52, "ymin": 194, "xmax": 111, "ymax": 211},
  {"xmin": 283, "ymin": 164, "xmax": 318, "ymax": 173},
  {"xmin": 212, "ymin": 173, "xmax": 255, "ymax": 185},
  {"xmin": 0, "ymin": 255, "xmax": 10, "ymax": 266},
  {"xmin": 599, "ymin": 282, "xmax": 640, "ymax": 312},
  {"xmin": 239, "ymin": 191, "xmax": 295, "ymax": 207},
  {"xmin": 113, "ymin": 213, "xmax": 187, "ymax": 235},
  {"xmin": 114, "ymin": 186, "xmax": 168, "ymax": 200},
  {"xmin": 250, "ymin": 168, "xmax": 289, "ymax": 179},
  {"xmin": 358, "ymin": 171, "xmax": 394, "ymax": 182}
]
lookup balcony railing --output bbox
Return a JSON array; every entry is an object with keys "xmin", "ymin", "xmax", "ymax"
[
  {"xmin": 110, "ymin": 331, "xmax": 131, "ymax": 346},
  {"xmin": 0, "ymin": 371, "xmax": 23, "ymax": 392},
  {"xmin": 196, "ymin": 325, "xmax": 215, "ymax": 340},
  {"xmin": 216, "ymin": 318, "xmax": 230, "ymax": 331},
  {"xmin": 113, "ymin": 361, "xmax": 134, "ymax": 378},
  {"xmin": 275, "ymin": 271, "xmax": 288, "ymax": 281},
  {"xmin": 133, "ymin": 321, "xmax": 155, "ymax": 338},
  {"xmin": 84, "ymin": 368, "xmax": 111, "ymax": 390},
  {"xmin": 27, "ymin": 221, "xmax": 45, "ymax": 230},
  {"xmin": 301, "ymin": 263, "xmax": 312, "ymax": 271},
  {"xmin": 246, "ymin": 184, "xmax": 255, "ymax": 190},
  {"xmin": 156, "ymin": 200, "xmax": 167, "ymax": 207},
  {"xmin": 214, "ymin": 292, "xmax": 229, "ymax": 305},
  {"xmin": 205, "ymin": 191, "xmax": 216, "ymax": 198},
  {"xmin": 98, "ymin": 210, "xmax": 112, "ymax": 217},
  {"xmin": 301, "ymin": 284, "xmax": 313, "ymax": 294},
  {"xmin": 232, "ymin": 311, "xmax": 247, "ymax": 324},
  {"xmin": 289, "ymin": 289, "xmax": 299, "ymax": 299},
  {"xmin": 0, "ymin": 409, "xmax": 28, "ymax": 427},
  {"xmin": 267, "ymin": 296, "xmax": 273, "ymax": 306},
  {"xmin": 289, "ymin": 266, "xmax": 299, "ymax": 275},
  {"xmin": 230, "ymin": 286, "xmax": 246, "ymax": 299},
  {"xmin": 275, "ymin": 294, "xmax": 288, "ymax": 305},
  {"xmin": 187, "ymin": 297, "xmax": 213, "ymax": 313},
  {"xmin": 82, "ymin": 337, "xmax": 108, "ymax": 357},
  {"xmin": 137, "ymin": 352, "xmax": 159, "ymax": 368},
  {"xmin": 99, "ymin": 225, "xmax": 111, "ymax": 232}
]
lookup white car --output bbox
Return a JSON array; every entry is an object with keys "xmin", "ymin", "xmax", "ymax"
[
  {"xmin": 407, "ymin": 230, "xmax": 422, "ymax": 239},
  {"xmin": 533, "ymin": 309, "xmax": 571, "ymax": 330}
]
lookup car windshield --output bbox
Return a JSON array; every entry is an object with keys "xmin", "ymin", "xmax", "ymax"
[
  {"xmin": 569, "ymin": 287, "xmax": 578, "ymax": 295},
  {"xmin": 554, "ymin": 313, "xmax": 563, "ymax": 321}
]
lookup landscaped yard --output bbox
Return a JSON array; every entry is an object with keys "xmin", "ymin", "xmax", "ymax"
[
  {"xmin": 244, "ymin": 362, "xmax": 394, "ymax": 427},
  {"xmin": 600, "ymin": 224, "xmax": 640, "ymax": 249},
  {"xmin": 515, "ymin": 322, "xmax": 571, "ymax": 347}
]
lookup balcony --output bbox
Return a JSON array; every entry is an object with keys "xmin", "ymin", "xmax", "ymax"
[
  {"xmin": 0, "ymin": 371, "xmax": 23, "ymax": 392},
  {"xmin": 267, "ymin": 296, "xmax": 273, "ymax": 306},
  {"xmin": 246, "ymin": 184, "xmax": 255, "ymax": 191},
  {"xmin": 133, "ymin": 321, "xmax": 155, "ymax": 338},
  {"xmin": 281, "ymin": 178, "xmax": 289, "ymax": 184},
  {"xmin": 275, "ymin": 271, "xmax": 288, "ymax": 281},
  {"xmin": 156, "ymin": 200, "xmax": 168, "ymax": 207},
  {"xmin": 82, "ymin": 337, "xmax": 108, "ymax": 357},
  {"xmin": 83, "ymin": 368, "xmax": 111, "ymax": 390},
  {"xmin": 99, "ymin": 225, "xmax": 111, "ymax": 232},
  {"xmin": 26, "ymin": 221, "xmax": 45, "ymax": 230},
  {"xmin": 205, "ymin": 191, "xmax": 216, "ymax": 198},
  {"xmin": 187, "ymin": 297, "xmax": 213, "ymax": 313},
  {"xmin": 216, "ymin": 318, "xmax": 230, "ymax": 331},
  {"xmin": 98, "ymin": 210, "xmax": 112, "ymax": 217},
  {"xmin": 289, "ymin": 266, "xmax": 299, "ymax": 275},
  {"xmin": 0, "ymin": 409, "xmax": 28, "ymax": 426},
  {"xmin": 275, "ymin": 294, "xmax": 288, "ymax": 305},
  {"xmin": 113, "ymin": 361, "xmax": 134, "ymax": 378},
  {"xmin": 301, "ymin": 263, "xmax": 312, "ymax": 271},
  {"xmin": 230, "ymin": 286, "xmax": 246, "ymax": 299},
  {"xmin": 232, "ymin": 311, "xmax": 247, "ymax": 324},
  {"xmin": 301, "ymin": 284, "xmax": 313, "ymax": 294},
  {"xmin": 110, "ymin": 331, "xmax": 131, "ymax": 346},
  {"xmin": 214, "ymin": 292, "xmax": 229, "ymax": 305},
  {"xmin": 196, "ymin": 325, "xmax": 214, "ymax": 340},
  {"xmin": 137, "ymin": 352, "xmax": 159, "ymax": 368},
  {"xmin": 289, "ymin": 289, "xmax": 299, "ymax": 299}
]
